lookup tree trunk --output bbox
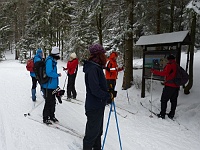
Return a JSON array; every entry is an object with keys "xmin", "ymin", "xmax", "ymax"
[
  {"xmin": 96, "ymin": 12, "xmax": 103, "ymax": 45},
  {"xmin": 156, "ymin": 0, "xmax": 161, "ymax": 34},
  {"xmin": 61, "ymin": 30, "xmax": 64, "ymax": 61},
  {"xmin": 14, "ymin": 3, "xmax": 19, "ymax": 60},
  {"xmin": 58, "ymin": 30, "xmax": 61, "ymax": 51},
  {"xmin": 178, "ymin": 0, "xmax": 184, "ymax": 31},
  {"xmin": 169, "ymin": 0, "xmax": 175, "ymax": 32},
  {"xmin": 122, "ymin": 0, "xmax": 134, "ymax": 90},
  {"xmin": 184, "ymin": 12, "xmax": 196, "ymax": 94}
]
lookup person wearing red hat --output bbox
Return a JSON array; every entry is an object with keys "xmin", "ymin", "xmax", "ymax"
[{"xmin": 151, "ymin": 54, "xmax": 180, "ymax": 119}]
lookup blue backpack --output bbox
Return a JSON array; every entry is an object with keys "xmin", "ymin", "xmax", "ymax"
[{"xmin": 168, "ymin": 64, "xmax": 189, "ymax": 86}]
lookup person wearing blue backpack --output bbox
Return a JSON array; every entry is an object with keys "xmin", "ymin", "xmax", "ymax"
[
  {"xmin": 41, "ymin": 46, "xmax": 62, "ymax": 125},
  {"xmin": 30, "ymin": 48, "xmax": 43, "ymax": 102},
  {"xmin": 151, "ymin": 54, "xmax": 180, "ymax": 119}
]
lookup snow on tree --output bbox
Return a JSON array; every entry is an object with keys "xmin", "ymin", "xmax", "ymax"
[{"xmin": 186, "ymin": 0, "xmax": 200, "ymax": 14}]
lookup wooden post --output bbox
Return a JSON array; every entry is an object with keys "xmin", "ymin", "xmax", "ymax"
[
  {"xmin": 141, "ymin": 46, "xmax": 146, "ymax": 98},
  {"xmin": 176, "ymin": 43, "xmax": 181, "ymax": 65}
]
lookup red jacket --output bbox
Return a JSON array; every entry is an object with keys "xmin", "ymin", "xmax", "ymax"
[
  {"xmin": 66, "ymin": 58, "xmax": 79, "ymax": 75},
  {"xmin": 105, "ymin": 52, "xmax": 123, "ymax": 80},
  {"xmin": 152, "ymin": 59, "xmax": 179, "ymax": 88}
]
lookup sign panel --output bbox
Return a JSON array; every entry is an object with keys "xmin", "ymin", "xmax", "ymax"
[{"xmin": 144, "ymin": 50, "xmax": 177, "ymax": 80}]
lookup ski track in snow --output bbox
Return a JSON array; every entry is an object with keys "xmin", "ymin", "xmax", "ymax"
[{"xmin": 0, "ymin": 52, "xmax": 200, "ymax": 150}]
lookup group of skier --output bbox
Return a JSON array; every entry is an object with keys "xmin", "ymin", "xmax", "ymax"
[
  {"xmin": 28, "ymin": 43, "xmax": 180, "ymax": 150},
  {"xmin": 29, "ymin": 46, "xmax": 79, "ymax": 125}
]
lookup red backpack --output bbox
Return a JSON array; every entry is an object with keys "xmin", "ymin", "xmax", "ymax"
[{"xmin": 26, "ymin": 58, "xmax": 34, "ymax": 72}]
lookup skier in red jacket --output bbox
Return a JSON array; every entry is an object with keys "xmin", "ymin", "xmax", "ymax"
[
  {"xmin": 63, "ymin": 52, "xmax": 79, "ymax": 100},
  {"xmin": 151, "ymin": 54, "xmax": 180, "ymax": 119}
]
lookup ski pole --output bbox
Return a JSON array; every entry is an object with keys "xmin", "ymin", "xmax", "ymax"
[
  {"xmin": 102, "ymin": 102, "xmax": 122, "ymax": 150},
  {"xmin": 63, "ymin": 73, "xmax": 67, "ymax": 89},
  {"xmin": 62, "ymin": 66, "xmax": 68, "ymax": 90},
  {"xmin": 126, "ymin": 88, "xmax": 130, "ymax": 105},
  {"xmin": 123, "ymin": 69, "xmax": 130, "ymax": 105},
  {"xmin": 149, "ymin": 72, "xmax": 153, "ymax": 118},
  {"xmin": 102, "ymin": 103, "xmax": 113, "ymax": 150},
  {"xmin": 24, "ymin": 99, "xmax": 45, "ymax": 117},
  {"xmin": 113, "ymin": 101, "xmax": 122, "ymax": 150}
]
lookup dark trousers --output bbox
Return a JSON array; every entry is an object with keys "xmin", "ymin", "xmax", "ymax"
[
  {"xmin": 83, "ymin": 108, "xmax": 105, "ymax": 150},
  {"xmin": 43, "ymin": 89, "xmax": 56, "ymax": 121},
  {"xmin": 67, "ymin": 73, "xmax": 77, "ymax": 98},
  {"xmin": 160, "ymin": 86, "xmax": 179, "ymax": 117},
  {"xmin": 31, "ymin": 76, "xmax": 37, "ymax": 89},
  {"xmin": 106, "ymin": 79, "xmax": 116, "ymax": 90},
  {"xmin": 31, "ymin": 76, "xmax": 42, "ymax": 90}
]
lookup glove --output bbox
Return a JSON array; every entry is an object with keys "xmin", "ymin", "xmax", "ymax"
[
  {"xmin": 150, "ymin": 68, "xmax": 155, "ymax": 73},
  {"xmin": 56, "ymin": 95, "xmax": 62, "ymax": 104},
  {"xmin": 118, "ymin": 67, "xmax": 124, "ymax": 71},
  {"xmin": 56, "ymin": 90, "xmax": 65, "ymax": 97},
  {"xmin": 55, "ymin": 90, "xmax": 65, "ymax": 104},
  {"xmin": 110, "ymin": 90, "xmax": 117, "ymax": 98},
  {"xmin": 107, "ymin": 90, "xmax": 117, "ymax": 104}
]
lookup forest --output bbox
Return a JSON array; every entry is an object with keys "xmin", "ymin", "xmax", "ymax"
[{"xmin": 0, "ymin": 0, "xmax": 199, "ymax": 90}]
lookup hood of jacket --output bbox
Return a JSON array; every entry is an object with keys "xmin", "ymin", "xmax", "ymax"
[
  {"xmin": 109, "ymin": 52, "xmax": 118, "ymax": 60},
  {"xmin": 35, "ymin": 53, "xmax": 42, "ymax": 60}
]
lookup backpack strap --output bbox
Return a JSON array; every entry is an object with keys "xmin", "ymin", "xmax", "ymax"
[
  {"xmin": 106, "ymin": 60, "xmax": 111, "ymax": 68},
  {"xmin": 45, "ymin": 57, "xmax": 54, "ymax": 83}
]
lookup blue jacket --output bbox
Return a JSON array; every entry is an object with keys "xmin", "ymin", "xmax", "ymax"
[
  {"xmin": 30, "ymin": 54, "xmax": 42, "ymax": 77},
  {"xmin": 41, "ymin": 56, "xmax": 59, "ymax": 89},
  {"xmin": 83, "ymin": 60, "xmax": 110, "ymax": 111}
]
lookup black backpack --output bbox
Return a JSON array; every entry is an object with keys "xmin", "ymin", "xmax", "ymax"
[
  {"xmin": 33, "ymin": 59, "xmax": 51, "ymax": 84},
  {"xmin": 168, "ymin": 64, "xmax": 189, "ymax": 86}
]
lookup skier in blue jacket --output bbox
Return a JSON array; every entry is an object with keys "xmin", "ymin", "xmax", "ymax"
[
  {"xmin": 42, "ymin": 46, "xmax": 61, "ymax": 125},
  {"xmin": 83, "ymin": 44, "xmax": 113, "ymax": 150},
  {"xmin": 30, "ymin": 49, "xmax": 43, "ymax": 102}
]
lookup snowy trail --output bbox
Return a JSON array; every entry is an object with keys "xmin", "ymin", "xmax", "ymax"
[
  {"xmin": 0, "ymin": 110, "xmax": 7, "ymax": 150},
  {"xmin": 0, "ymin": 53, "xmax": 200, "ymax": 150},
  {"xmin": 0, "ymin": 59, "xmax": 83, "ymax": 150}
]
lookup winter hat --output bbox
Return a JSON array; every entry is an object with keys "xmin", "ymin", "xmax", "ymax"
[
  {"xmin": 51, "ymin": 46, "xmax": 60, "ymax": 55},
  {"xmin": 70, "ymin": 52, "xmax": 77, "ymax": 59},
  {"xmin": 167, "ymin": 54, "xmax": 175, "ymax": 60},
  {"xmin": 89, "ymin": 44, "xmax": 106, "ymax": 55},
  {"xmin": 36, "ymin": 48, "xmax": 42, "ymax": 55}
]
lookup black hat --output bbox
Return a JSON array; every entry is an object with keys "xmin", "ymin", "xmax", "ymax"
[{"xmin": 167, "ymin": 54, "xmax": 175, "ymax": 60}]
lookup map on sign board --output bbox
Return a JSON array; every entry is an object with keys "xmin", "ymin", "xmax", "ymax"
[{"xmin": 144, "ymin": 50, "xmax": 177, "ymax": 80}]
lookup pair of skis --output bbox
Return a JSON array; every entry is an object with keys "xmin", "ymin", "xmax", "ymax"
[
  {"xmin": 140, "ymin": 101, "xmax": 189, "ymax": 130},
  {"xmin": 27, "ymin": 116, "xmax": 83, "ymax": 139},
  {"xmin": 62, "ymin": 98, "xmax": 83, "ymax": 105}
]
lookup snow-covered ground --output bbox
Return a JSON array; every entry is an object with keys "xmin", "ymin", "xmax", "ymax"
[{"xmin": 0, "ymin": 51, "xmax": 200, "ymax": 150}]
